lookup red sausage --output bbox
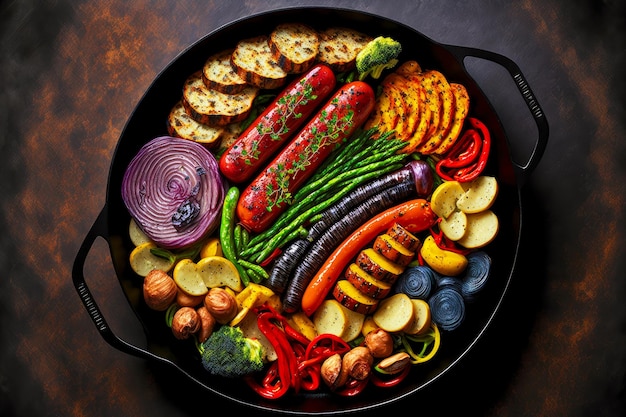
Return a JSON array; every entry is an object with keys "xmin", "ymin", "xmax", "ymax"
[
  {"xmin": 219, "ymin": 64, "xmax": 336, "ymax": 183},
  {"xmin": 237, "ymin": 81, "xmax": 376, "ymax": 233}
]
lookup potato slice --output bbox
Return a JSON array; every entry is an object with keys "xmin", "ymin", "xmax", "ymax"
[
  {"xmin": 457, "ymin": 210, "xmax": 500, "ymax": 249},
  {"xmin": 373, "ymin": 293, "xmax": 415, "ymax": 333},
  {"xmin": 129, "ymin": 242, "xmax": 175, "ymax": 277},
  {"xmin": 313, "ymin": 299, "xmax": 348, "ymax": 337},
  {"xmin": 196, "ymin": 256, "xmax": 243, "ymax": 292},
  {"xmin": 403, "ymin": 298, "xmax": 432, "ymax": 335},
  {"xmin": 172, "ymin": 258, "xmax": 209, "ymax": 297},
  {"xmin": 338, "ymin": 304, "xmax": 365, "ymax": 342},
  {"xmin": 439, "ymin": 210, "xmax": 468, "ymax": 241},
  {"xmin": 422, "ymin": 70, "xmax": 454, "ymax": 154},
  {"xmin": 456, "ymin": 176, "xmax": 499, "ymax": 213},
  {"xmin": 430, "ymin": 180, "xmax": 465, "ymax": 219},
  {"xmin": 416, "ymin": 71, "xmax": 447, "ymax": 154},
  {"xmin": 129, "ymin": 218, "xmax": 152, "ymax": 247}
]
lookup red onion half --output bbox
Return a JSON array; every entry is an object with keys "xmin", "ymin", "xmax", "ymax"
[{"xmin": 121, "ymin": 136, "xmax": 226, "ymax": 249}]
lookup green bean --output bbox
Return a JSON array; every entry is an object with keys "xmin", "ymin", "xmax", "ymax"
[
  {"xmin": 219, "ymin": 186, "xmax": 250, "ymax": 286},
  {"xmin": 295, "ymin": 153, "xmax": 406, "ymax": 205},
  {"xmin": 254, "ymin": 225, "xmax": 309, "ymax": 264},
  {"xmin": 316, "ymin": 134, "xmax": 403, "ymax": 180},
  {"xmin": 245, "ymin": 131, "xmax": 368, "ymax": 246},
  {"xmin": 294, "ymin": 134, "xmax": 402, "ymax": 201},
  {"xmin": 238, "ymin": 259, "xmax": 269, "ymax": 280},
  {"xmin": 234, "ymin": 223, "xmax": 243, "ymax": 254},
  {"xmin": 304, "ymin": 128, "xmax": 374, "ymax": 183},
  {"xmin": 241, "ymin": 226, "xmax": 250, "ymax": 250},
  {"xmin": 245, "ymin": 268, "xmax": 264, "ymax": 284}
]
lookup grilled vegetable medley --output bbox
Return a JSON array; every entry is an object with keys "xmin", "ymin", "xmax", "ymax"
[{"xmin": 122, "ymin": 22, "xmax": 499, "ymax": 399}]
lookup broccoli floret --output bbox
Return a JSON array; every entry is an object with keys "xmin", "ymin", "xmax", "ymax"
[
  {"xmin": 200, "ymin": 325, "xmax": 265, "ymax": 378},
  {"xmin": 356, "ymin": 36, "xmax": 402, "ymax": 80}
]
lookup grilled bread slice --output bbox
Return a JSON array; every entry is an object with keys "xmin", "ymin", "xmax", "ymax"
[
  {"xmin": 231, "ymin": 35, "xmax": 288, "ymax": 89},
  {"xmin": 316, "ymin": 27, "xmax": 372, "ymax": 72},
  {"xmin": 216, "ymin": 122, "xmax": 244, "ymax": 155},
  {"xmin": 167, "ymin": 100, "xmax": 224, "ymax": 148},
  {"xmin": 269, "ymin": 23, "xmax": 319, "ymax": 74},
  {"xmin": 202, "ymin": 49, "xmax": 248, "ymax": 94},
  {"xmin": 182, "ymin": 71, "xmax": 259, "ymax": 126}
]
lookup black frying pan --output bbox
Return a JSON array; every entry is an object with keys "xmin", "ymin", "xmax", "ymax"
[{"xmin": 72, "ymin": 7, "xmax": 548, "ymax": 415}]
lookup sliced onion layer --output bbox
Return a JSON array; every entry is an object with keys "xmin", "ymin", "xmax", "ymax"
[
  {"xmin": 121, "ymin": 136, "xmax": 226, "ymax": 249},
  {"xmin": 460, "ymin": 251, "xmax": 492, "ymax": 303},
  {"xmin": 428, "ymin": 286, "xmax": 466, "ymax": 332},
  {"xmin": 394, "ymin": 265, "xmax": 438, "ymax": 299}
]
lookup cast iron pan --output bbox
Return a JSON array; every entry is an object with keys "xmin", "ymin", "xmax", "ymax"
[{"xmin": 72, "ymin": 7, "xmax": 548, "ymax": 415}]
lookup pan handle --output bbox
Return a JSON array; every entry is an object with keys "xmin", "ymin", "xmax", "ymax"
[
  {"xmin": 445, "ymin": 44, "xmax": 549, "ymax": 184},
  {"xmin": 72, "ymin": 206, "xmax": 170, "ymax": 365}
]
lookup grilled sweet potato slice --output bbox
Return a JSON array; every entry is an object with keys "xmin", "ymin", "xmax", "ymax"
[
  {"xmin": 355, "ymin": 248, "xmax": 404, "ymax": 284},
  {"xmin": 345, "ymin": 263, "xmax": 392, "ymax": 300},
  {"xmin": 434, "ymin": 83, "xmax": 470, "ymax": 155},
  {"xmin": 332, "ymin": 280, "xmax": 379, "ymax": 315},
  {"xmin": 372, "ymin": 234, "xmax": 415, "ymax": 266}
]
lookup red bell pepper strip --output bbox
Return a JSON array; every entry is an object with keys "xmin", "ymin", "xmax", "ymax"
[
  {"xmin": 435, "ymin": 117, "xmax": 491, "ymax": 182},
  {"xmin": 438, "ymin": 129, "xmax": 481, "ymax": 169},
  {"xmin": 369, "ymin": 364, "xmax": 411, "ymax": 388},
  {"xmin": 248, "ymin": 305, "xmax": 358, "ymax": 399},
  {"xmin": 335, "ymin": 377, "xmax": 369, "ymax": 397},
  {"xmin": 249, "ymin": 311, "xmax": 295, "ymax": 399},
  {"xmin": 259, "ymin": 248, "xmax": 282, "ymax": 267}
]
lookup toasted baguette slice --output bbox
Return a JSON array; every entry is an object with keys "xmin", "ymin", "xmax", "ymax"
[
  {"xmin": 269, "ymin": 23, "xmax": 319, "ymax": 74},
  {"xmin": 231, "ymin": 35, "xmax": 288, "ymax": 89},
  {"xmin": 182, "ymin": 71, "xmax": 258, "ymax": 126},
  {"xmin": 202, "ymin": 49, "xmax": 248, "ymax": 94},
  {"xmin": 167, "ymin": 100, "xmax": 224, "ymax": 148},
  {"xmin": 316, "ymin": 27, "xmax": 372, "ymax": 72}
]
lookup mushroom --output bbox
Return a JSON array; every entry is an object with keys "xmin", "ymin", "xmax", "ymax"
[
  {"xmin": 204, "ymin": 287, "xmax": 238, "ymax": 324},
  {"xmin": 142, "ymin": 269, "xmax": 177, "ymax": 311},
  {"xmin": 171, "ymin": 306, "xmax": 201, "ymax": 340},
  {"xmin": 364, "ymin": 328, "xmax": 394, "ymax": 358},
  {"xmin": 320, "ymin": 353, "xmax": 347, "ymax": 390},
  {"xmin": 342, "ymin": 346, "xmax": 373, "ymax": 381},
  {"xmin": 196, "ymin": 306, "xmax": 216, "ymax": 343},
  {"xmin": 376, "ymin": 351, "xmax": 411, "ymax": 375}
]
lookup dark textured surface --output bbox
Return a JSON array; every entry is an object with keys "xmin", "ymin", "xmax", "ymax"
[{"xmin": 1, "ymin": 1, "xmax": 625, "ymax": 416}]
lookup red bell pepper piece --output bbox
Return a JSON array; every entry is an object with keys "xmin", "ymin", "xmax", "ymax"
[
  {"xmin": 435, "ymin": 117, "xmax": 491, "ymax": 183},
  {"xmin": 369, "ymin": 364, "xmax": 411, "ymax": 388}
]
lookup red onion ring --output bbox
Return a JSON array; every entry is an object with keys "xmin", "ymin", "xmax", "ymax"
[{"xmin": 121, "ymin": 136, "xmax": 226, "ymax": 249}]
